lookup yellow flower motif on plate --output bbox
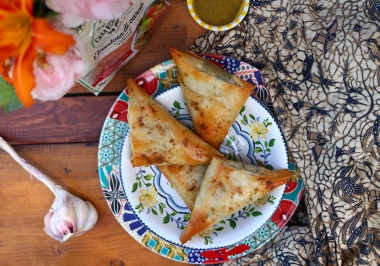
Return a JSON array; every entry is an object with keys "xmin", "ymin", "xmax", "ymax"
[
  {"xmin": 198, "ymin": 227, "xmax": 215, "ymax": 238},
  {"xmin": 139, "ymin": 186, "xmax": 158, "ymax": 208},
  {"xmin": 249, "ymin": 121, "xmax": 268, "ymax": 141}
]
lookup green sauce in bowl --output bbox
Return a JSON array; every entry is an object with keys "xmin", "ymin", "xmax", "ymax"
[{"xmin": 193, "ymin": 0, "xmax": 244, "ymax": 26}]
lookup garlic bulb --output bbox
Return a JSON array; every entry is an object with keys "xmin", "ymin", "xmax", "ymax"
[{"xmin": 0, "ymin": 137, "xmax": 98, "ymax": 242}]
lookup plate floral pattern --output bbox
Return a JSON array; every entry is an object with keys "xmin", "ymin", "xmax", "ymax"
[{"xmin": 98, "ymin": 55, "xmax": 304, "ymax": 264}]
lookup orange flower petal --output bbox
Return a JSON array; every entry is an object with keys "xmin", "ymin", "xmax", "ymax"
[
  {"xmin": 0, "ymin": 45, "xmax": 18, "ymax": 63},
  {"xmin": 13, "ymin": 43, "xmax": 36, "ymax": 108},
  {"xmin": 16, "ymin": 0, "xmax": 33, "ymax": 15},
  {"xmin": 32, "ymin": 19, "xmax": 75, "ymax": 55}
]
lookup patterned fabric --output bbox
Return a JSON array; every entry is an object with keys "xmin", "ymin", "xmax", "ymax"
[{"xmin": 190, "ymin": 0, "xmax": 380, "ymax": 265}]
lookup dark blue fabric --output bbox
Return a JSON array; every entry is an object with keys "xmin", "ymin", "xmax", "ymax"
[{"xmin": 191, "ymin": 0, "xmax": 380, "ymax": 265}]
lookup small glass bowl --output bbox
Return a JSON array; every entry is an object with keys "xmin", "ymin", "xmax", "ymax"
[{"xmin": 187, "ymin": 0, "xmax": 250, "ymax": 32}]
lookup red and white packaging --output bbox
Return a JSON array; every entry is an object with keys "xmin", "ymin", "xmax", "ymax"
[{"xmin": 78, "ymin": 0, "xmax": 169, "ymax": 94}]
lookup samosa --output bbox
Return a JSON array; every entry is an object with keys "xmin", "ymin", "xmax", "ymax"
[
  {"xmin": 127, "ymin": 79, "xmax": 222, "ymax": 167},
  {"xmin": 180, "ymin": 157, "xmax": 291, "ymax": 244},
  {"xmin": 169, "ymin": 47, "xmax": 255, "ymax": 149},
  {"xmin": 159, "ymin": 47, "xmax": 257, "ymax": 210}
]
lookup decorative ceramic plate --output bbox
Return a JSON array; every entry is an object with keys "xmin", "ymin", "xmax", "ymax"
[{"xmin": 98, "ymin": 55, "xmax": 304, "ymax": 264}]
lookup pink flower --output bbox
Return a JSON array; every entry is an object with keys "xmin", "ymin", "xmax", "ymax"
[
  {"xmin": 31, "ymin": 19, "xmax": 85, "ymax": 101},
  {"xmin": 46, "ymin": 0, "xmax": 132, "ymax": 28},
  {"xmin": 31, "ymin": 51, "xmax": 84, "ymax": 101}
]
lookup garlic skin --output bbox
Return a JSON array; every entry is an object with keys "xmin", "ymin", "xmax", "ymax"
[
  {"xmin": 44, "ymin": 189, "xmax": 98, "ymax": 242},
  {"xmin": 0, "ymin": 137, "xmax": 98, "ymax": 242}
]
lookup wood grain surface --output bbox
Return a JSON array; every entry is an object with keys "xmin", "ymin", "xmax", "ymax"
[
  {"xmin": 0, "ymin": 144, "xmax": 184, "ymax": 265},
  {"xmin": 0, "ymin": 0, "xmax": 206, "ymax": 265}
]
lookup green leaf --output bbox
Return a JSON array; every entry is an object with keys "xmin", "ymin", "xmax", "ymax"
[
  {"xmin": 183, "ymin": 213, "xmax": 191, "ymax": 222},
  {"xmin": 163, "ymin": 213, "xmax": 170, "ymax": 223},
  {"xmin": 171, "ymin": 211, "xmax": 177, "ymax": 216},
  {"xmin": 264, "ymin": 141, "xmax": 268, "ymax": 148},
  {"xmin": 243, "ymin": 114, "xmax": 248, "ymax": 123},
  {"xmin": 240, "ymin": 106, "xmax": 246, "ymax": 114},
  {"xmin": 173, "ymin": 100, "xmax": 181, "ymax": 109},
  {"xmin": 251, "ymin": 211, "xmax": 262, "ymax": 217},
  {"xmin": 241, "ymin": 119, "xmax": 247, "ymax": 125},
  {"xmin": 265, "ymin": 164, "xmax": 274, "ymax": 170},
  {"xmin": 160, "ymin": 203, "xmax": 166, "ymax": 208},
  {"xmin": 255, "ymin": 141, "xmax": 261, "ymax": 145},
  {"xmin": 131, "ymin": 182, "xmax": 138, "ymax": 192},
  {"xmin": 219, "ymin": 220, "xmax": 226, "ymax": 224},
  {"xmin": 180, "ymin": 224, "xmax": 185, "ymax": 230},
  {"xmin": 175, "ymin": 110, "xmax": 179, "ymax": 117},
  {"xmin": 269, "ymin": 139, "xmax": 275, "ymax": 147},
  {"xmin": 230, "ymin": 213, "xmax": 235, "ymax": 218},
  {"xmin": 146, "ymin": 183, "xmax": 152, "ymax": 187},
  {"xmin": 138, "ymin": 181, "xmax": 142, "ymax": 188},
  {"xmin": 249, "ymin": 207, "xmax": 256, "ymax": 212},
  {"xmin": 230, "ymin": 136, "xmax": 236, "ymax": 141},
  {"xmin": 266, "ymin": 122, "xmax": 273, "ymax": 127},
  {"xmin": 144, "ymin": 174, "xmax": 154, "ymax": 180},
  {"xmin": 225, "ymin": 139, "xmax": 231, "ymax": 145},
  {"xmin": 159, "ymin": 204, "xmax": 164, "ymax": 214},
  {"xmin": 151, "ymin": 209, "xmax": 158, "ymax": 215},
  {"xmin": 215, "ymin": 227, "xmax": 224, "ymax": 231},
  {"xmin": 204, "ymin": 239, "xmax": 208, "ymax": 245},
  {"xmin": 254, "ymin": 147, "xmax": 263, "ymax": 153},
  {"xmin": 249, "ymin": 114, "xmax": 255, "ymax": 121},
  {"xmin": 266, "ymin": 148, "xmax": 271, "ymax": 152},
  {"xmin": 0, "ymin": 76, "xmax": 23, "ymax": 113},
  {"xmin": 229, "ymin": 219, "xmax": 237, "ymax": 229}
]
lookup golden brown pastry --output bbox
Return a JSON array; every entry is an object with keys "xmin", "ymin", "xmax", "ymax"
[
  {"xmin": 158, "ymin": 164, "xmax": 207, "ymax": 211},
  {"xmin": 169, "ymin": 47, "xmax": 255, "ymax": 149},
  {"xmin": 159, "ymin": 48, "xmax": 256, "ymax": 212},
  {"xmin": 180, "ymin": 157, "xmax": 291, "ymax": 244},
  {"xmin": 127, "ymin": 79, "xmax": 222, "ymax": 167}
]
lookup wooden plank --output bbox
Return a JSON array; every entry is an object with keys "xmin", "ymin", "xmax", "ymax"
[
  {"xmin": 0, "ymin": 95, "xmax": 117, "ymax": 145},
  {"xmin": 68, "ymin": 0, "xmax": 207, "ymax": 94},
  {"xmin": 0, "ymin": 143, "xmax": 185, "ymax": 266}
]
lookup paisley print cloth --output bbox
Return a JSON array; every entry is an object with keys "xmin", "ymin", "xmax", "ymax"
[{"xmin": 190, "ymin": 0, "xmax": 380, "ymax": 265}]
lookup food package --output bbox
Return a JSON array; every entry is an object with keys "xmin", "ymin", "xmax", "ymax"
[{"xmin": 78, "ymin": 0, "xmax": 169, "ymax": 94}]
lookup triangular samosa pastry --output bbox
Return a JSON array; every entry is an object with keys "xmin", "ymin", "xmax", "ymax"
[
  {"xmin": 169, "ymin": 47, "xmax": 256, "ymax": 149},
  {"xmin": 159, "ymin": 48, "xmax": 256, "ymax": 210},
  {"xmin": 180, "ymin": 157, "xmax": 291, "ymax": 244},
  {"xmin": 127, "ymin": 79, "xmax": 222, "ymax": 167},
  {"xmin": 158, "ymin": 164, "xmax": 207, "ymax": 211}
]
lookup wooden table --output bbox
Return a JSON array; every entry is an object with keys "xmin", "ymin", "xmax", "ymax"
[{"xmin": 0, "ymin": 1, "xmax": 206, "ymax": 264}]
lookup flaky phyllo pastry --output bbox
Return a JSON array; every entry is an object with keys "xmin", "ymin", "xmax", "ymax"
[
  {"xmin": 168, "ymin": 47, "xmax": 255, "ymax": 149},
  {"xmin": 180, "ymin": 157, "xmax": 291, "ymax": 244},
  {"xmin": 159, "ymin": 48, "xmax": 256, "ymax": 211},
  {"xmin": 127, "ymin": 79, "xmax": 222, "ymax": 167},
  {"xmin": 158, "ymin": 164, "xmax": 207, "ymax": 211}
]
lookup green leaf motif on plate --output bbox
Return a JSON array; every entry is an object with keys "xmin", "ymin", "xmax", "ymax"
[{"xmin": 170, "ymin": 100, "xmax": 184, "ymax": 117}]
